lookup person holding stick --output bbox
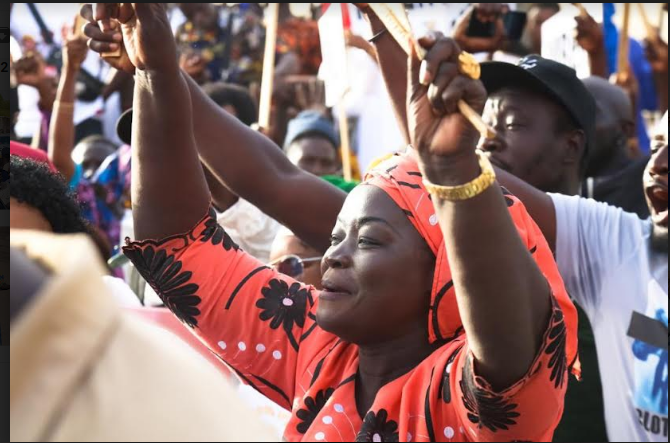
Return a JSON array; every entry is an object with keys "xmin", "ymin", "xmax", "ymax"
[{"xmin": 84, "ymin": 3, "xmax": 577, "ymax": 442}]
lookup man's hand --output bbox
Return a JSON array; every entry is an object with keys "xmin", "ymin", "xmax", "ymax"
[
  {"xmin": 408, "ymin": 35, "xmax": 486, "ymax": 164},
  {"xmin": 62, "ymin": 29, "xmax": 89, "ymax": 72},
  {"xmin": 644, "ymin": 33, "xmax": 669, "ymax": 75},
  {"xmin": 81, "ymin": 3, "xmax": 178, "ymax": 75},
  {"xmin": 575, "ymin": 12, "xmax": 604, "ymax": 54},
  {"xmin": 13, "ymin": 52, "xmax": 47, "ymax": 88}
]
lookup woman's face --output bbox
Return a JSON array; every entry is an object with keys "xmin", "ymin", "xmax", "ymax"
[{"xmin": 318, "ymin": 185, "xmax": 435, "ymax": 346}]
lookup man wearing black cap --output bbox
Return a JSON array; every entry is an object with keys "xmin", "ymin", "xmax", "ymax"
[
  {"xmin": 478, "ymin": 55, "xmax": 667, "ymax": 443},
  {"xmin": 479, "ymin": 54, "xmax": 594, "ymax": 197},
  {"xmin": 479, "ymin": 54, "xmax": 605, "ymax": 442}
]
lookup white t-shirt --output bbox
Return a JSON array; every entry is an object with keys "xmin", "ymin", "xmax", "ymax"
[{"xmin": 552, "ymin": 194, "xmax": 668, "ymax": 442}]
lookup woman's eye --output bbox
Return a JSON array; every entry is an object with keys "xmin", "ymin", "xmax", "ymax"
[{"xmin": 358, "ymin": 237, "xmax": 379, "ymax": 247}]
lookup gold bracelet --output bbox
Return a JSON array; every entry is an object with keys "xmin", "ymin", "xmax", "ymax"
[{"xmin": 422, "ymin": 151, "xmax": 496, "ymax": 201}]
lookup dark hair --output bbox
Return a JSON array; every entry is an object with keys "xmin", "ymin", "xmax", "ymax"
[
  {"xmin": 10, "ymin": 156, "xmax": 89, "ymax": 234},
  {"xmin": 201, "ymin": 82, "xmax": 257, "ymax": 127}
]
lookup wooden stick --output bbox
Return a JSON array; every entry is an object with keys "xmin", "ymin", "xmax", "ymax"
[
  {"xmin": 636, "ymin": 3, "xmax": 656, "ymax": 39},
  {"xmin": 337, "ymin": 5, "xmax": 353, "ymax": 182},
  {"xmin": 258, "ymin": 3, "xmax": 279, "ymax": 130},
  {"xmin": 368, "ymin": 3, "xmax": 426, "ymax": 58},
  {"xmin": 338, "ymin": 103, "xmax": 353, "ymax": 182},
  {"xmin": 458, "ymin": 101, "xmax": 496, "ymax": 139},
  {"xmin": 618, "ymin": 3, "xmax": 631, "ymax": 75},
  {"xmin": 571, "ymin": 3, "xmax": 588, "ymax": 17},
  {"xmin": 74, "ymin": 6, "xmax": 87, "ymax": 38},
  {"xmin": 369, "ymin": 3, "xmax": 496, "ymax": 140}
]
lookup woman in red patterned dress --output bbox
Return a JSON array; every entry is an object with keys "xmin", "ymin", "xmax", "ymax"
[{"xmin": 86, "ymin": 4, "xmax": 578, "ymax": 442}]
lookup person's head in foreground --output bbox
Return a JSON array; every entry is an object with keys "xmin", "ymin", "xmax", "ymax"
[
  {"xmin": 71, "ymin": 135, "xmax": 118, "ymax": 179},
  {"xmin": 270, "ymin": 228, "xmax": 324, "ymax": 290},
  {"xmin": 9, "ymin": 234, "xmax": 277, "ymax": 442},
  {"xmin": 480, "ymin": 55, "xmax": 595, "ymax": 196},
  {"xmin": 284, "ymin": 110, "xmax": 341, "ymax": 177},
  {"xmin": 10, "ymin": 156, "xmax": 88, "ymax": 233},
  {"xmin": 645, "ymin": 112, "xmax": 668, "ymax": 253},
  {"xmin": 10, "ymin": 156, "xmax": 111, "ymax": 260}
]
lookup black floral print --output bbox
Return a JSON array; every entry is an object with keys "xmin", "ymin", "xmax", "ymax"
[
  {"xmin": 124, "ymin": 245, "xmax": 201, "ymax": 328},
  {"xmin": 546, "ymin": 298, "xmax": 568, "ymax": 389},
  {"xmin": 256, "ymin": 279, "xmax": 313, "ymax": 351},
  {"xmin": 296, "ymin": 388, "xmax": 335, "ymax": 434},
  {"xmin": 356, "ymin": 409, "xmax": 399, "ymax": 442},
  {"xmin": 460, "ymin": 354, "xmax": 521, "ymax": 433},
  {"xmin": 200, "ymin": 207, "xmax": 239, "ymax": 251}
]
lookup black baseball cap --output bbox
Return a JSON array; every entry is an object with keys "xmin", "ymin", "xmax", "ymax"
[
  {"xmin": 481, "ymin": 55, "xmax": 596, "ymax": 157},
  {"xmin": 116, "ymin": 108, "xmax": 132, "ymax": 145}
]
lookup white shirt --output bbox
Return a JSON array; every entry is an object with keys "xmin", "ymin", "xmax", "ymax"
[{"xmin": 552, "ymin": 194, "xmax": 668, "ymax": 442}]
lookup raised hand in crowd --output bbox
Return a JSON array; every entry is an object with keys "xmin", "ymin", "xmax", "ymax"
[
  {"xmin": 409, "ymin": 35, "xmax": 552, "ymax": 388},
  {"xmin": 80, "ymin": 5, "xmax": 135, "ymax": 75},
  {"xmin": 14, "ymin": 52, "xmax": 48, "ymax": 88},
  {"xmin": 644, "ymin": 31, "xmax": 669, "ymax": 112},
  {"xmin": 82, "ymin": 3, "xmax": 345, "ymax": 251},
  {"xmin": 48, "ymin": 19, "xmax": 90, "ymax": 181},
  {"xmin": 574, "ymin": 10, "xmax": 608, "ymax": 77},
  {"xmin": 83, "ymin": 3, "xmax": 204, "ymax": 240},
  {"xmin": 61, "ymin": 24, "xmax": 89, "ymax": 71},
  {"xmin": 14, "ymin": 51, "xmax": 57, "ymax": 114}
]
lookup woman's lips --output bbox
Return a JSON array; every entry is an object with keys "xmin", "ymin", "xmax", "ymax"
[{"xmin": 320, "ymin": 280, "xmax": 354, "ymax": 301}]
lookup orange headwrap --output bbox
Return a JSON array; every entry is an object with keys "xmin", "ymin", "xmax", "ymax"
[{"xmin": 365, "ymin": 152, "xmax": 580, "ymax": 378}]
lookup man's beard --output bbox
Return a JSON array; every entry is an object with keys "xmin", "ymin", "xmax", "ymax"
[{"xmin": 651, "ymin": 224, "xmax": 669, "ymax": 254}]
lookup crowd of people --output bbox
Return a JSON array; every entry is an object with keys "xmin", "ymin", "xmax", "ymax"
[{"xmin": 9, "ymin": 3, "xmax": 668, "ymax": 442}]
